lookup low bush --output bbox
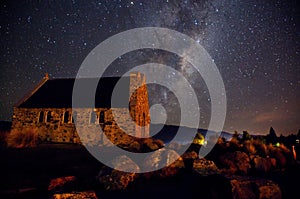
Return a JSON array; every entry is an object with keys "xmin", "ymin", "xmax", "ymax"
[
  {"xmin": 0, "ymin": 130, "xmax": 9, "ymax": 147},
  {"xmin": 6, "ymin": 128, "xmax": 39, "ymax": 148}
]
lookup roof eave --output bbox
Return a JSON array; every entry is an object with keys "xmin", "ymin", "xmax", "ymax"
[{"xmin": 14, "ymin": 75, "xmax": 50, "ymax": 108}]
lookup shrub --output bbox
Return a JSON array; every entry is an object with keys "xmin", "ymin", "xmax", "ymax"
[
  {"xmin": 0, "ymin": 130, "xmax": 9, "ymax": 147},
  {"xmin": 279, "ymin": 143, "xmax": 290, "ymax": 153},
  {"xmin": 228, "ymin": 137, "xmax": 241, "ymax": 151},
  {"xmin": 6, "ymin": 128, "xmax": 38, "ymax": 148},
  {"xmin": 243, "ymin": 140, "xmax": 256, "ymax": 155},
  {"xmin": 252, "ymin": 139, "xmax": 268, "ymax": 157}
]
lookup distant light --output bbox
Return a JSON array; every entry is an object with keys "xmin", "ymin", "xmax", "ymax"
[{"xmin": 275, "ymin": 142, "xmax": 280, "ymax": 147}]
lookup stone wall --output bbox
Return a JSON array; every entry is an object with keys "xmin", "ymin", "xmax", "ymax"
[
  {"xmin": 12, "ymin": 107, "xmax": 137, "ymax": 145},
  {"xmin": 12, "ymin": 107, "xmax": 80, "ymax": 143}
]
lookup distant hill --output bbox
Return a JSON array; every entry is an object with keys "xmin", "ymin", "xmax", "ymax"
[
  {"xmin": 0, "ymin": 121, "xmax": 12, "ymax": 132},
  {"xmin": 150, "ymin": 123, "xmax": 233, "ymax": 144}
]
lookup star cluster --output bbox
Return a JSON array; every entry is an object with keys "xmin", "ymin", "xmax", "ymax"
[{"xmin": 0, "ymin": 0, "xmax": 299, "ymax": 135}]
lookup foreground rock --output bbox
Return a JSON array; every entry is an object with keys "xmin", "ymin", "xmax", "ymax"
[
  {"xmin": 143, "ymin": 148, "xmax": 184, "ymax": 177},
  {"xmin": 127, "ymin": 170, "xmax": 233, "ymax": 199},
  {"xmin": 48, "ymin": 176, "xmax": 77, "ymax": 193},
  {"xmin": 50, "ymin": 191, "xmax": 97, "ymax": 199},
  {"xmin": 97, "ymin": 155, "xmax": 139, "ymax": 190},
  {"xmin": 230, "ymin": 176, "xmax": 281, "ymax": 199}
]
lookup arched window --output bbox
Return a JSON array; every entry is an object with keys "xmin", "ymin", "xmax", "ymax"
[
  {"xmin": 63, "ymin": 111, "xmax": 70, "ymax": 123},
  {"xmin": 46, "ymin": 111, "xmax": 52, "ymax": 123},
  {"xmin": 38, "ymin": 111, "xmax": 44, "ymax": 123},
  {"xmin": 72, "ymin": 111, "xmax": 77, "ymax": 123},
  {"xmin": 90, "ymin": 111, "xmax": 96, "ymax": 124},
  {"xmin": 99, "ymin": 111, "xmax": 105, "ymax": 124}
]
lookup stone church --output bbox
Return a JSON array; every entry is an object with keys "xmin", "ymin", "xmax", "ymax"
[{"xmin": 11, "ymin": 72, "xmax": 150, "ymax": 145}]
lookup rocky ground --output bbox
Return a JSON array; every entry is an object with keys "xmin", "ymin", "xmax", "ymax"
[{"xmin": 0, "ymin": 141, "xmax": 299, "ymax": 199}]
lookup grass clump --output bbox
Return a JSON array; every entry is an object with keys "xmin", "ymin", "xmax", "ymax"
[{"xmin": 6, "ymin": 128, "xmax": 38, "ymax": 148}]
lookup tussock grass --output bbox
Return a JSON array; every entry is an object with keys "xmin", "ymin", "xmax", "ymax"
[{"xmin": 6, "ymin": 128, "xmax": 38, "ymax": 148}]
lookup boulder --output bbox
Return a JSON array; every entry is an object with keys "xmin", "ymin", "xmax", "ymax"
[
  {"xmin": 111, "ymin": 155, "xmax": 140, "ymax": 173},
  {"xmin": 48, "ymin": 176, "xmax": 77, "ymax": 193},
  {"xmin": 143, "ymin": 148, "xmax": 184, "ymax": 177},
  {"xmin": 97, "ymin": 155, "xmax": 139, "ymax": 190}
]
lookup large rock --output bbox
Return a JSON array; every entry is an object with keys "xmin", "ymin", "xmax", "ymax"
[
  {"xmin": 193, "ymin": 158, "xmax": 219, "ymax": 176},
  {"xmin": 220, "ymin": 151, "xmax": 251, "ymax": 175},
  {"xmin": 143, "ymin": 148, "xmax": 184, "ymax": 177},
  {"xmin": 230, "ymin": 177, "xmax": 281, "ymax": 199},
  {"xmin": 50, "ymin": 191, "xmax": 97, "ymax": 199},
  {"xmin": 48, "ymin": 176, "xmax": 77, "ymax": 193},
  {"xmin": 97, "ymin": 155, "xmax": 139, "ymax": 190},
  {"xmin": 111, "ymin": 155, "xmax": 140, "ymax": 173}
]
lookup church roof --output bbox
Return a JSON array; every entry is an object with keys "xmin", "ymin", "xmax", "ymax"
[{"xmin": 17, "ymin": 76, "xmax": 130, "ymax": 108}]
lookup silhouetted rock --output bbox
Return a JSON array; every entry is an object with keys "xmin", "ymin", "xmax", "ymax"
[
  {"xmin": 50, "ymin": 191, "xmax": 98, "ymax": 199},
  {"xmin": 220, "ymin": 151, "xmax": 250, "ymax": 175},
  {"xmin": 230, "ymin": 177, "xmax": 281, "ymax": 199},
  {"xmin": 48, "ymin": 176, "xmax": 77, "ymax": 193},
  {"xmin": 127, "ymin": 170, "xmax": 233, "ymax": 199}
]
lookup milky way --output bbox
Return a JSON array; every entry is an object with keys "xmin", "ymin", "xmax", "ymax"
[{"xmin": 0, "ymin": 0, "xmax": 299, "ymax": 135}]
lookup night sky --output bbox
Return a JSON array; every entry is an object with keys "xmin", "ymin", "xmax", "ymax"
[{"xmin": 0, "ymin": 0, "xmax": 299, "ymax": 135}]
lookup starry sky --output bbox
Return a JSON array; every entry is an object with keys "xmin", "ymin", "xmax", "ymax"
[{"xmin": 0, "ymin": 0, "xmax": 299, "ymax": 135}]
